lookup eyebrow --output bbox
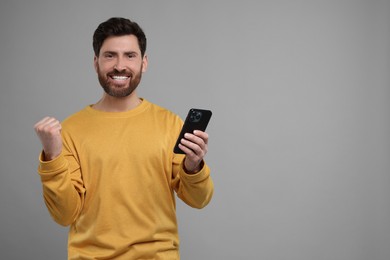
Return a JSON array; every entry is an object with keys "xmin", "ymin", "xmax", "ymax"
[
  {"xmin": 124, "ymin": 51, "xmax": 138, "ymax": 56},
  {"xmin": 102, "ymin": 51, "xmax": 139, "ymax": 56}
]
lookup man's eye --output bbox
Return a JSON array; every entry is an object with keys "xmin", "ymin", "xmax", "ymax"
[{"xmin": 104, "ymin": 54, "xmax": 113, "ymax": 58}]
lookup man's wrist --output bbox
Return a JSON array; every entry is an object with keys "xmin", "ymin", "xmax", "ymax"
[
  {"xmin": 183, "ymin": 159, "xmax": 204, "ymax": 174},
  {"xmin": 42, "ymin": 150, "xmax": 61, "ymax": 162}
]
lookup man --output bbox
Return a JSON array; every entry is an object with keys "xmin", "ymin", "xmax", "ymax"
[{"xmin": 34, "ymin": 17, "xmax": 214, "ymax": 260}]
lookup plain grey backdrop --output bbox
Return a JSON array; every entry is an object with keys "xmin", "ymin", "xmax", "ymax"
[{"xmin": 1, "ymin": 0, "xmax": 389, "ymax": 259}]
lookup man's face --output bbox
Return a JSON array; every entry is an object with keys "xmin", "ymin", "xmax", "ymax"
[{"xmin": 94, "ymin": 35, "xmax": 148, "ymax": 98}]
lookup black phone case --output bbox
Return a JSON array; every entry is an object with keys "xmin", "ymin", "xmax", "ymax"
[{"xmin": 173, "ymin": 108, "xmax": 212, "ymax": 154}]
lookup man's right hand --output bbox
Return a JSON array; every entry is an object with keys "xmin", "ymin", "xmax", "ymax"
[{"xmin": 34, "ymin": 117, "xmax": 63, "ymax": 161}]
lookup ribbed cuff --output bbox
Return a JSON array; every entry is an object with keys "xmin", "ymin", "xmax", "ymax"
[
  {"xmin": 179, "ymin": 160, "xmax": 210, "ymax": 183},
  {"xmin": 38, "ymin": 151, "xmax": 67, "ymax": 175}
]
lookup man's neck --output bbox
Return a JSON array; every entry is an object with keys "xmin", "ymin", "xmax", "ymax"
[{"xmin": 92, "ymin": 92, "xmax": 142, "ymax": 112}]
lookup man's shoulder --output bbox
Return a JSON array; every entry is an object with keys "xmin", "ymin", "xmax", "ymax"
[
  {"xmin": 61, "ymin": 106, "xmax": 91, "ymax": 129},
  {"xmin": 146, "ymin": 100, "xmax": 182, "ymax": 121}
]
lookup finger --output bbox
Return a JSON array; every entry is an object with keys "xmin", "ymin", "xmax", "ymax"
[
  {"xmin": 43, "ymin": 121, "xmax": 62, "ymax": 135},
  {"xmin": 35, "ymin": 117, "xmax": 61, "ymax": 135},
  {"xmin": 180, "ymin": 138, "xmax": 205, "ymax": 156},
  {"xmin": 46, "ymin": 118, "xmax": 61, "ymax": 129},
  {"xmin": 178, "ymin": 143, "xmax": 195, "ymax": 156},
  {"xmin": 184, "ymin": 133, "xmax": 208, "ymax": 155},
  {"xmin": 43, "ymin": 117, "xmax": 60, "ymax": 126},
  {"xmin": 193, "ymin": 130, "xmax": 209, "ymax": 144},
  {"xmin": 178, "ymin": 144, "xmax": 204, "ymax": 165},
  {"xmin": 34, "ymin": 117, "xmax": 51, "ymax": 130},
  {"xmin": 46, "ymin": 123, "xmax": 62, "ymax": 134},
  {"xmin": 35, "ymin": 117, "xmax": 58, "ymax": 129},
  {"xmin": 184, "ymin": 133, "xmax": 203, "ymax": 145}
]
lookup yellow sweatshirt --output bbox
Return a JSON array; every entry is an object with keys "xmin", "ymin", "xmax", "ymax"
[{"xmin": 37, "ymin": 99, "xmax": 214, "ymax": 260}]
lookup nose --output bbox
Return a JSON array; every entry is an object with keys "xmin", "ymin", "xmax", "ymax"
[{"xmin": 114, "ymin": 57, "xmax": 126, "ymax": 71}]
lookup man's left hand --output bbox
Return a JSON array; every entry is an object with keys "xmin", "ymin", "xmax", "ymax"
[{"xmin": 178, "ymin": 130, "xmax": 209, "ymax": 174}]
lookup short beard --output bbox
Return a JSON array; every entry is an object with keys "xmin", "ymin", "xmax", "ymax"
[{"xmin": 97, "ymin": 65, "xmax": 143, "ymax": 98}]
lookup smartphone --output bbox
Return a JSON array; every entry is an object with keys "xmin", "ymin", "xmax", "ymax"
[{"xmin": 173, "ymin": 108, "xmax": 212, "ymax": 154}]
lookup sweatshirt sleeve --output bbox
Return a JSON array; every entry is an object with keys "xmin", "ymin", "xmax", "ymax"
[
  {"xmin": 171, "ymin": 154, "xmax": 214, "ymax": 209},
  {"xmin": 37, "ymin": 139, "xmax": 85, "ymax": 226}
]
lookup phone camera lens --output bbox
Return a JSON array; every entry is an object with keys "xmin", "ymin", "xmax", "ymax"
[{"xmin": 190, "ymin": 111, "xmax": 202, "ymax": 122}]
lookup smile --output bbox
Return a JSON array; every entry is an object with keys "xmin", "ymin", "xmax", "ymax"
[{"xmin": 111, "ymin": 75, "xmax": 130, "ymax": 81}]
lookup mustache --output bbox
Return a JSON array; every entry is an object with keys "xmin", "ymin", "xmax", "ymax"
[{"xmin": 108, "ymin": 68, "xmax": 133, "ymax": 76}]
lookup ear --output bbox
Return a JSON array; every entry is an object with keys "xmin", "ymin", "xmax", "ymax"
[
  {"xmin": 93, "ymin": 56, "xmax": 98, "ymax": 73},
  {"xmin": 142, "ymin": 54, "xmax": 148, "ymax": 73}
]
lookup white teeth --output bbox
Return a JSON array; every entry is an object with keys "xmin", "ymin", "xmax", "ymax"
[{"xmin": 112, "ymin": 76, "xmax": 129, "ymax": 80}]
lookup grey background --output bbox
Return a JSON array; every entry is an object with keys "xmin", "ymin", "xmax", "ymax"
[{"xmin": 1, "ymin": 0, "xmax": 389, "ymax": 259}]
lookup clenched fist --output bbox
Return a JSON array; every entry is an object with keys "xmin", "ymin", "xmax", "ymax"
[{"xmin": 34, "ymin": 117, "xmax": 63, "ymax": 161}]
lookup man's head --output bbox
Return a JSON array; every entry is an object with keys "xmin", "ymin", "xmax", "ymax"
[
  {"xmin": 93, "ymin": 18, "xmax": 148, "ymax": 98},
  {"xmin": 93, "ymin": 17, "xmax": 147, "ymax": 58}
]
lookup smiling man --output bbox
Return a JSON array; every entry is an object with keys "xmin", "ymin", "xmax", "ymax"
[
  {"xmin": 34, "ymin": 17, "xmax": 214, "ymax": 260},
  {"xmin": 95, "ymin": 34, "xmax": 145, "ymax": 101}
]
